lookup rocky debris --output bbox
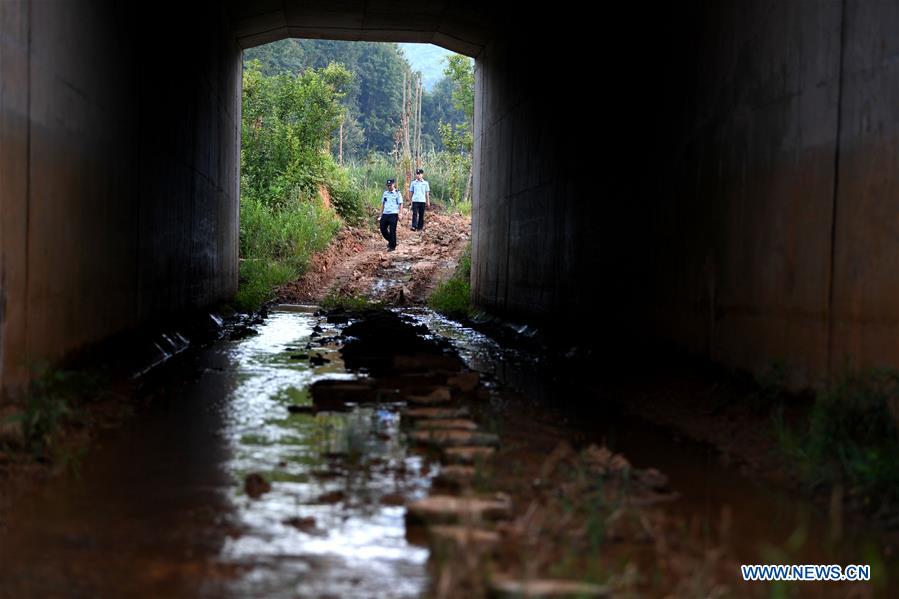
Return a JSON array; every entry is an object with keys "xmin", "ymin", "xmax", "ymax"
[
  {"xmin": 447, "ymin": 371, "xmax": 480, "ymax": 393},
  {"xmin": 581, "ymin": 444, "xmax": 631, "ymax": 476},
  {"xmin": 380, "ymin": 492, "xmax": 406, "ymax": 507},
  {"xmin": 406, "ymin": 494, "xmax": 511, "ymax": 525},
  {"xmin": 406, "ymin": 386, "xmax": 453, "ymax": 406},
  {"xmin": 283, "ymin": 516, "xmax": 320, "ymax": 534},
  {"xmin": 433, "ymin": 465, "xmax": 476, "ymax": 489},
  {"xmin": 488, "ymin": 577, "xmax": 610, "ymax": 598},
  {"xmin": 244, "ymin": 473, "xmax": 271, "ymax": 499},
  {"xmin": 409, "ymin": 429, "xmax": 499, "ymax": 448},
  {"xmin": 428, "ymin": 525, "xmax": 501, "ymax": 550},
  {"xmin": 414, "ymin": 418, "xmax": 479, "ymax": 431},
  {"xmin": 402, "ymin": 406, "xmax": 470, "ymax": 419},
  {"xmin": 604, "ymin": 507, "xmax": 656, "ymax": 543},
  {"xmin": 308, "ymin": 353, "xmax": 329, "ymax": 366},
  {"xmin": 0, "ymin": 409, "xmax": 25, "ymax": 449},
  {"xmin": 315, "ymin": 490, "xmax": 345, "ymax": 504},
  {"xmin": 443, "ymin": 446, "xmax": 496, "ymax": 464},
  {"xmin": 394, "ymin": 354, "xmax": 462, "ymax": 372},
  {"xmin": 637, "ymin": 467, "xmax": 670, "ymax": 492},
  {"xmin": 310, "ymin": 379, "xmax": 378, "ymax": 410}
]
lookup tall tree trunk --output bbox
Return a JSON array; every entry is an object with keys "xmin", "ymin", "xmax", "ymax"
[{"xmin": 338, "ymin": 117, "xmax": 344, "ymax": 166}]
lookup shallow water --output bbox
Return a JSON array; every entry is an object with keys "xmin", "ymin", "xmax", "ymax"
[
  {"xmin": 0, "ymin": 308, "xmax": 433, "ymax": 598},
  {"xmin": 1, "ymin": 306, "xmax": 892, "ymax": 597}
]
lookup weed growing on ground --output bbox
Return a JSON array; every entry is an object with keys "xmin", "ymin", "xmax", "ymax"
[
  {"xmin": 320, "ymin": 291, "xmax": 384, "ymax": 312},
  {"xmin": 751, "ymin": 359, "xmax": 788, "ymax": 412},
  {"xmin": 236, "ymin": 193, "xmax": 341, "ymax": 312},
  {"xmin": 428, "ymin": 242, "xmax": 471, "ymax": 319},
  {"xmin": 4, "ymin": 366, "xmax": 100, "ymax": 458},
  {"xmin": 776, "ymin": 367, "xmax": 899, "ymax": 520}
]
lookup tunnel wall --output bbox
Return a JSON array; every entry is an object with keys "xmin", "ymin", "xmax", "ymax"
[
  {"xmin": 653, "ymin": 1, "xmax": 898, "ymax": 386},
  {"xmin": 470, "ymin": 20, "xmax": 656, "ymax": 350},
  {"xmin": 0, "ymin": 2, "xmax": 241, "ymax": 394}
]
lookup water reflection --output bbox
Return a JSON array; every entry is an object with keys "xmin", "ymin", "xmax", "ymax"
[
  {"xmin": 0, "ymin": 308, "xmax": 434, "ymax": 599},
  {"xmin": 217, "ymin": 308, "xmax": 431, "ymax": 598}
]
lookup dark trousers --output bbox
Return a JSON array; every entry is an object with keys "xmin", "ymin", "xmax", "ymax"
[
  {"xmin": 411, "ymin": 202, "xmax": 426, "ymax": 230},
  {"xmin": 379, "ymin": 213, "xmax": 398, "ymax": 248}
]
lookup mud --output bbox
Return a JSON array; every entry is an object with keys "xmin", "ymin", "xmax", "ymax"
[{"xmin": 278, "ymin": 208, "xmax": 470, "ymax": 305}]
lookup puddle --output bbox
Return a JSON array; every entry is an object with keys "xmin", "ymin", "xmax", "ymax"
[
  {"xmin": 0, "ymin": 308, "xmax": 434, "ymax": 598},
  {"xmin": 403, "ymin": 307, "xmax": 894, "ymax": 587},
  {"xmin": 1, "ymin": 305, "xmax": 892, "ymax": 597}
]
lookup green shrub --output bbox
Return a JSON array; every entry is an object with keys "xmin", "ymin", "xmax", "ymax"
[
  {"xmin": 236, "ymin": 192, "xmax": 340, "ymax": 312},
  {"xmin": 320, "ymin": 291, "xmax": 383, "ymax": 311},
  {"xmin": 429, "ymin": 243, "xmax": 471, "ymax": 319},
  {"xmin": 782, "ymin": 367, "xmax": 899, "ymax": 516}
]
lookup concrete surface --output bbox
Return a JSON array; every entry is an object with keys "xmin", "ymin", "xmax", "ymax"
[{"xmin": 1, "ymin": 0, "xmax": 897, "ymax": 397}]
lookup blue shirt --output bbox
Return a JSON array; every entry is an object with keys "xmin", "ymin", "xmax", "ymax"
[
  {"xmin": 409, "ymin": 180, "xmax": 430, "ymax": 203},
  {"xmin": 381, "ymin": 190, "xmax": 403, "ymax": 214}
]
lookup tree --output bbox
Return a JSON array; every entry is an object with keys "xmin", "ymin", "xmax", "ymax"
[
  {"xmin": 438, "ymin": 54, "xmax": 475, "ymax": 204},
  {"xmin": 241, "ymin": 60, "xmax": 352, "ymax": 207}
]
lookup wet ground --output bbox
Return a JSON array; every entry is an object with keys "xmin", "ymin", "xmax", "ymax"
[{"xmin": 0, "ymin": 306, "xmax": 893, "ymax": 597}]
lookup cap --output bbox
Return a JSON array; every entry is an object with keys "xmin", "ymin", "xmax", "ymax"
[
  {"xmin": 415, "ymin": 168, "xmax": 424, "ymax": 174},
  {"xmin": 386, "ymin": 178, "xmax": 395, "ymax": 184}
]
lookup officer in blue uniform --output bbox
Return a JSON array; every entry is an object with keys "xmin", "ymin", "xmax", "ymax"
[
  {"xmin": 379, "ymin": 178, "xmax": 404, "ymax": 251},
  {"xmin": 409, "ymin": 168, "xmax": 431, "ymax": 231}
]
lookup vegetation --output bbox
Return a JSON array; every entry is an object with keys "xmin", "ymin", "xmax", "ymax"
[
  {"xmin": 3, "ymin": 366, "xmax": 101, "ymax": 458},
  {"xmin": 320, "ymin": 291, "xmax": 384, "ymax": 312},
  {"xmin": 237, "ymin": 61, "xmax": 356, "ymax": 311},
  {"xmin": 244, "ymin": 40, "xmax": 467, "ymax": 157},
  {"xmin": 774, "ymin": 367, "xmax": 899, "ymax": 521},
  {"xmin": 428, "ymin": 243, "xmax": 472, "ymax": 319},
  {"xmin": 237, "ymin": 43, "xmax": 474, "ymax": 311}
]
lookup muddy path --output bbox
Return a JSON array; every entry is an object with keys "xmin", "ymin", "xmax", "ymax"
[
  {"xmin": 278, "ymin": 209, "xmax": 470, "ymax": 306},
  {"xmin": 0, "ymin": 305, "xmax": 891, "ymax": 598}
]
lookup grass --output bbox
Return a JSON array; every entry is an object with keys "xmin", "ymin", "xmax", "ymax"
[
  {"xmin": 774, "ymin": 367, "xmax": 899, "ymax": 520},
  {"xmin": 320, "ymin": 291, "xmax": 384, "ymax": 312},
  {"xmin": 3, "ymin": 366, "xmax": 102, "ymax": 458},
  {"xmin": 428, "ymin": 242, "xmax": 472, "ymax": 319},
  {"xmin": 236, "ymin": 191, "xmax": 341, "ymax": 312},
  {"xmin": 345, "ymin": 151, "xmax": 473, "ymax": 219}
]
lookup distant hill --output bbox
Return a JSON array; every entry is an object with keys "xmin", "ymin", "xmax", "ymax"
[{"xmin": 398, "ymin": 43, "xmax": 454, "ymax": 90}]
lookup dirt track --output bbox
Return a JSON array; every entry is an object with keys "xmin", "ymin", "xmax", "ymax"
[{"xmin": 278, "ymin": 207, "xmax": 470, "ymax": 305}]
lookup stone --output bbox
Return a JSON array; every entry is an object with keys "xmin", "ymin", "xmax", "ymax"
[
  {"xmin": 409, "ymin": 429, "xmax": 499, "ymax": 448},
  {"xmin": 394, "ymin": 354, "xmax": 462, "ymax": 372},
  {"xmin": 244, "ymin": 473, "xmax": 271, "ymax": 499},
  {"xmin": 447, "ymin": 371, "xmax": 480, "ymax": 392},
  {"xmin": 284, "ymin": 516, "xmax": 319, "ymax": 534},
  {"xmin": 406, "ymin": 494, "xmax": 511, "ymax": 524},
  {"xmin": 433, "ymin": 465, "xmax": 476, "ymax": 489},
  {"xmin": 380, "ymin": 492, "xmax": 406, "ymax": 506},
  {"xmin": 415, "ymin": 418, "xmax": 478, "ymax": 430},
  {"xmin": 443, "ymin": 446, "xmax": 496, "ymax": 464},
  {"xmin": 311, "ymin": 379, "xmax": 378, "ymax": 410},
  {"xmin": 406, "ymin": 386, "xmax": 452, "ymax": 405},
  {"xmin": 316, "ymin": 490, "xmax": 345, "ymax": 504},
  {"xmin": 489, "ymin": 577, "xmax": 610, "ymax": 598},
  {"xmin": 637, "ymin": 467, "xmax": 669, "ymax": 491},
  {"xmin": 403, "ymin": 406, "xmax": 470, "ymax": 419},
  {"xmin": 428, "ymin": 525, "xmax": 500, "ymax": 550}
]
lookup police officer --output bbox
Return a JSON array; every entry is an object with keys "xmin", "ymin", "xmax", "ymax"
[
  {"xmin": 409, "ymin": 168, "xmax": 431, "ymax": 231},
  {"xmin": 379, "ymin": 178, "xmax": 404, "ymax": 251}
]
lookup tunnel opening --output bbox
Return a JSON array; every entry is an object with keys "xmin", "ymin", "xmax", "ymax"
[
  {"xmin": 2, "ymin": 2, "xmax": 899, "ymax": 595},
  {"xmin": 234, "ymin": 38, "xmax": 475, "ymax": 313}
]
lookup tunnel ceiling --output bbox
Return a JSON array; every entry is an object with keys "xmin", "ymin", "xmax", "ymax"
[{"xmin": 229, "ymin": 0, "xmax": 493, "ymax": 56}]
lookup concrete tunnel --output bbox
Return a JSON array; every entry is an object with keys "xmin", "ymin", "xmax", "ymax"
[{"xmin": 1, "ymin": 1, "xmax": 897, "ymax": 399}]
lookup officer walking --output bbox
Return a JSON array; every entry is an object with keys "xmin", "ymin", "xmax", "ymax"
[
  {"xmin": 379, "ymin": 178, "xmax": 404, "ymax": 251},
  {"xmin": 409, "ymin": 168, "xmax": 431, "ymax": 231}
]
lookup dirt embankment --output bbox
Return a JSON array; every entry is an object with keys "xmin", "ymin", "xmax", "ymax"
[{"xmin": 278, "ymin": 208, "xmax": 470, "ymax": 306}]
